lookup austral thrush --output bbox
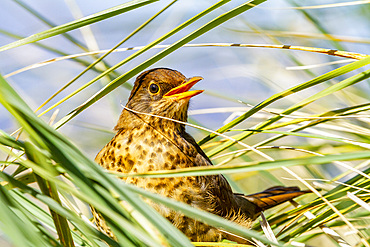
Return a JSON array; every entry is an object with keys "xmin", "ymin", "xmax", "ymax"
[{"xmin": 94, "ymin": 68, "xmax": 309, "ymax": 242}]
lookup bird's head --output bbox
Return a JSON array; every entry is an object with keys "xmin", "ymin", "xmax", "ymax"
[{"xmin": 115, "ymin": 68, "xmax": 203, "ymax": 130}]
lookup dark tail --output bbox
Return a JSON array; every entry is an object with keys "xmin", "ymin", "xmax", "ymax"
[{"xmin": 240, "ymin": 186, "xmax": 310, "ymax": 211}]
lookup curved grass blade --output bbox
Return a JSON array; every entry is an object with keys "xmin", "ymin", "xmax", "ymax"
[
  {"xmin": 203, "ymin": 59, "xmax": 370, "ymax": 157},
  {"xmin": 216, "ymin": 102, "xmax": 370, "ymax": 172},
  {"xmin": 199, "ymin": 56, "xmax": 370, "ymax": 147},
  {"xmin": 0, "ymin": 29, "xmax": 96, "ymax": 71},
  {"xmin": 38, "ymin": 0, "xmax": 237, "ymax": 119},
  {"xmin": 4, "ymin": 185, "xmax": 91, "ymax": 246},
  {"xmin": 0, "ymin": 69, "xmax": 281, "ymax": 245},
  {"xmin": 7, "ymin": 43, "xmax": 367, "ymax": 79},
  {"xmin": 53, "ymin": 0, "xmax": 268, "ymax": 128},
  {"xmin": 0, "ymin": 184, "xmax": 60, "ymax": 247},
  {"xmin": 0, "ymin": 129, "xmax": 24, "ymax": 150},
  {"xmin": 110, "ymin": 150, "xmax": 370, "ymax": 179},
  {"xmin": 24, "ymin": 141, "xmax": 75, "ymax": 247},
  {"xmin": 231, "ymin": 129, "xmax": 370, "ymax": 149},
  {"xmin": 0, "ymin": 0, "xmax": 157, "ymax": 52},
  {"xmin": 0, "ymin": 73, "xmax": 194, "ymax": 246},
  {"xmin": 13, "ymin": 0, "xmax": 89, "ymax": 51},
  {"xmin": 35, "ymin": 0, "xmax": 178, "ymax": 115},
  {"xmin": 268, "ymin": 171, "xmax": 370, "ymax": 241}
]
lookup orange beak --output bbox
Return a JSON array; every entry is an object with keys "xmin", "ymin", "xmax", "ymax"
[{"xmin": 163, "ymin": 76, "xmax": 203, "ymax": 100}]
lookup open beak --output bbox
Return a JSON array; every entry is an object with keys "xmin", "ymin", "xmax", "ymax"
[{"xmin": 163, "ymin": 76, "xmax": 203, "ymax": 100}]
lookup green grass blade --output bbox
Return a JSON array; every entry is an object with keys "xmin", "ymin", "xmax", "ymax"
[
  {"xmin": 0, "ymin": 172, "xmax": 118, "ymax": 247},
  {"xmin": 0, "ymin": 129, "xmax": 24, "ymax": 150},
  {"xmin": 53, "ymin": 0, "xmax": 268, "ymax": 128},
  {"xmin": 0, "ymin": 185, "xmax": 58, "ymax": 247},
  {"xmin": 24, "ymin": 141, "xmax": 75, "ymax": 247},
  {"xmin": 0, "ymin": 29, "xmax": 96, "ymax": 70},
  {"xmin": 0, "ymin": 73, "xmax": 193, "ymax": 246},
  {"xmin": 231, "ymin": 129, "xmax": 369, "ymax": 148},
  {"xmin": 199, "ymin": 56, "xmax": 370, "ymax": 147},
  {"xmin": 290, "ymin": 0, "xmax": 345, "ymax": 51},
  {"xmin": 12, "ymin": 0, "xmax": 89, "ymax": 51},
  {"xmin": 203, "ymin": 58, "xmax": 370, "ymax": 157},
  {"xmin": 38, "ymin": 0, "xmax": 178, "ymax": 114},
  {"xmin": 0, "ymin": 0, "xmax": 157, "ymax": 52},
  {"xmin": 110, "ymin": 150, "xmax": 370, "ymax": 178},
  {"xmin": 38, "ymin": 0, "xmax": 235, "ymax": 119},
  {"xmin": 10, "ymin": 189, "xmax": 89, "ymax": 246},
  {"xmin": 0, "ymin": 67, "xmax": 282, "ymax": 245}
]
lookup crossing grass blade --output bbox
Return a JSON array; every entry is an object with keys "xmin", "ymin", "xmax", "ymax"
[
  {"xmin": 24, "ymin": 142, "xmax": 75, "ymax": 247},
  {"xmin": 1, "ymin": 1, "xmax": 370, "ymax": 245},
  {"xmin": 262, "ymin": 165, "xmax": 370, "ymax": 240},
  {"xmin": 0, "ymin": 73, "xmax": 192, "ymax": 246},
  {"xmin": 108, "ymin": 150, "xmax": 370, "ymax": 178},
  {"xmin": 201, "ymin": 57, "xmax": 370, "ymax": 156},
  {"xmin": 35, "ymin": 0, "xmax": 235, "ymax": 119},
  {"xmin": 0, "ymin": 70, "xmax": 278, "ymax": 246},
  {"xmin": 12, "ymin": 0, "xmax": 91, "ymax": 52},
  {"xmin": 51, "ymin": 0, "xmax": 268, "ymax": 128},
  {"xmin": 0, "ymin": 0, "xmax": 158, "ymax": 52},
  {"xmin": 0, "ymin": 184, "xmax": 61, "ymax": 247},
  {"xmin": 33, "ymin": 0, "xmax": 177, "ymax": 117}
]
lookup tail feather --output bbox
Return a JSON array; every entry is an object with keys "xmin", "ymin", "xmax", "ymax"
[{"xmin": 241, "ymin": 186, "xmax": 310, "ymax": 211}]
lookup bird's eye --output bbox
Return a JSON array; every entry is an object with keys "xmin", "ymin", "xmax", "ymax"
[{"xmin": 149, "ymin": 83, "xmax": 160, "ymax": 94}]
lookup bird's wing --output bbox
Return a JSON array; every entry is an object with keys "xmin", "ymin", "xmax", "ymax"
[
  {"xmin": 181, "ymin": 131, "xmax": 214, "ymax": 166},
  {"xmin": 181, "ymin": 132, "xmax": 310, "ymax": 220},
  {"xmin": 182, "ymin": 131, "xmax": 241, "ymax": 214}
]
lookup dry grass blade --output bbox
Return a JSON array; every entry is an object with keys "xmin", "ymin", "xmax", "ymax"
[
  {"xmin": 118, "ymin": 105, "xmax": 365, "ymax": 245},
  {"xmin": 1, "ymin": 1, "xmax": 370, "ymax": 245},
  {"xmin": 5, "ymin": 43, "xmax": 367, "ymax": 78},
  {"xmin": 347, "ymin": 192, "xmax": 370, "ymax": 212},
  {"xmin": 245, "ymin": 0, "xmax": 370, "ymax": 10},
  {"xmin": 259, "ymin": 213, "xmax": 278, "ymax": 246},
  {"xmin": 289, "ymin": 201, "xmax": 351, "ymax": 247}
]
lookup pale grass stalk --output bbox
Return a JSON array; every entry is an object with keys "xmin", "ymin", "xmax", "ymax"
[
  {"xmin": 64, "ymin": 0, "xmax": 110, "ymax": 83},
  {"xmin": 214, "ymin": 143, "xmax": 370, "ymax": 182},
  {"xmin": 259, "ymin": 213, "xmax": 278, "ymax": 246},
  {"xmin": 31, "ymin": 0, "xmax": 177, "ymax": 115},
  {"xmin": 286, "ymin": 171, "xmax": 368, "ymax": 247},
  {"xmin": 286, "ymin": 60, "xmax": 355, "ymax": 70},
  {"xmin": 302, "ymin": 128, "xmax": 370, "ymax": 149},
  {"xmin": 347, "ymin": 192, "xmax": 370, "ymax": 212},
  {"xmin": 192, "ymin": 242, "xmax": 253, "ymax": 246},
  {"xmin": 59, "ymin": 192, "xmax": 95, "ymax": 227},
  {"xmin": 65, "ymin": 0, "xmax": 101, "ymax": 53},
  {"xmin": 247, "ymin": 0, "xmax": 370, "ymax": 10},
  {"xmin": 5, "ymin": 43, "xmax": 366, "ymax": 79},
  {"xmin": 334, "ymin": 160, "xmax": 370, "ymax": 181},
  {"xmin": 121, "ymin": 107, "xmax": 361, "ymax": 245},
  {"xmin": 285, "ymin": 178, "xmax": 370, "ymax": 194},
  {"xmin": 289, "ymin": 201, "xmax": 351, "ymax": 247},
  {"xmin": 251, "ymin": 238, "xmax": 267, "ymax": 247},
  {"xmin": 110, "ymin": 190, "xmax": 170, "ymax": 246},
  {"xmin": 122, "ymin": 106, "xmax": 273, "ymax": 161},
  {"xmin": 238, "ymin": 102, "xmax": 370, "ymax": 120},
  {"xmin": 312, "ymin": 182, "xmax": 336, "ymax": 191},
  {"xmin": 290, "ymin": 241, "xmax": 312, "ymax": 247}
]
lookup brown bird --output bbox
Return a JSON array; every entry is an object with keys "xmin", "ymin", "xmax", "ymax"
[{"xmin": 94, "ymin": 68, "xmax": 308, "ymax": 242}]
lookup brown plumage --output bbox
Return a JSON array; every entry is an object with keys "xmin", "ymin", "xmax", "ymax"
[{"xmin": 93, "ymin": 68, "xmax": 309, "ymax": 242}]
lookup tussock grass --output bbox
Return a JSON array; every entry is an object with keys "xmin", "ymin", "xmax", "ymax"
[{"xmin": 0, "ymin": 0, "xmax": 369, "ymax": 246}]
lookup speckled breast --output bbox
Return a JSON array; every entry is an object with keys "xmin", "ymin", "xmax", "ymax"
[{"xmin": 95, "ymin": 123, "xmax": 223, "ymax": 241}]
